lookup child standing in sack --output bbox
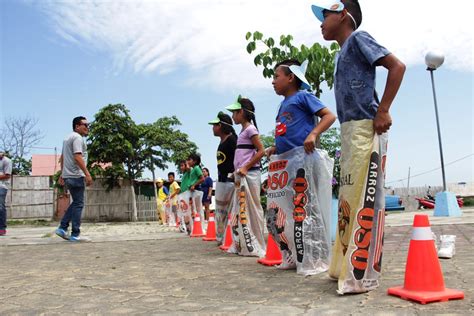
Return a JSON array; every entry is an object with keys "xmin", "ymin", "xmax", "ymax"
[
  {"xmin": 266, "ymin": 59, "xmax": 336, "ymax": 273},
  {"xmin": 311, "ymin": 0, "xmax": 405, "ymax": 293},
  {"xmin": 226, "ymin": 96, "xmax": 266, "ymax": 257}
]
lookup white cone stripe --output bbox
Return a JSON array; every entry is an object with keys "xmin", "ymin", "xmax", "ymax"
[
  {"xmin": 209, "ymin": 217, "xmax": 215, "ymax": 222},
  {"xmin": 195, "ymin": 217, "xmax": 201, "ymax": 222},
  {"xmin": 411, "ymin": 227, "xmax": 433, "ymax": 240}
]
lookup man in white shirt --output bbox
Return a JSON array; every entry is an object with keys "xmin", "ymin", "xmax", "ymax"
[{"xmin": 55, "ymin": 116, "xmax": 93, "ymax": 242}]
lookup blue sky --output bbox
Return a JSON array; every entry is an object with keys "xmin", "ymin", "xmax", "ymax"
[{"xmin": 1, "ymin": 0, "xmax": 472, "ymax": 188}]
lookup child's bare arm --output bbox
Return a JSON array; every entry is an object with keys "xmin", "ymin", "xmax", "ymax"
[
  {"xmin": 304, "ymin": 108, "xmax": 337, "ymax": 153},
  {"xmin": 374, "ymin": 54, "xmax": 406, "ymax": 134}
]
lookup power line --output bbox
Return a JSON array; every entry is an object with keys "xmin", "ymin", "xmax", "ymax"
[{"xmin": 386, "ymin": 153, "xmax": 473, "ymax": 184}]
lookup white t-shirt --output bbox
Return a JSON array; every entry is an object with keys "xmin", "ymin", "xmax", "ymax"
[
  {"xmin": 0, "ymin": 156, "xmax": 12, "ymax": 189},
  {"xmin": 61, "ymin": 132, "xmax": 87, "ymax": 178}
]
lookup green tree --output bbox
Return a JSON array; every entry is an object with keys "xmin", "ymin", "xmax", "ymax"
[
  {"xmin": 87, "ymin": 104, "xmax": 197, "ymax": 189},
  {"xmin": 245, "ymin": 31, "xmax": 339, "ymax": 97},
  {"xmin": 11, "ymin": 156, "xmax": 32, "ymax": 175}
]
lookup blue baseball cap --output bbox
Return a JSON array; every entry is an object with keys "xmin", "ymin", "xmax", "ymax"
[{"xmin": 311, "ymin": 0, "xmax": 344, "ymax": 23}]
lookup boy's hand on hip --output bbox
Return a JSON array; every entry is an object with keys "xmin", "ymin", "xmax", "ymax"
[
  {"xmin": 374, "ymin": 111, "xmax": 392, "ymax": 134},
  {"xmin": 304, "ymin": 134, "xmax": 317, "ymax": 153}
]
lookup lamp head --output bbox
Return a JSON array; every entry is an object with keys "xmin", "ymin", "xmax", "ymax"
[{"xmin": 425, "ymin": 51, "xmax": 445, "ymax": 70}]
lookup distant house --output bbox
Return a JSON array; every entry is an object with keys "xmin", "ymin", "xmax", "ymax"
[{"xmin": 31, "ymin": 154, "xmax": 60, "ymax": 176}]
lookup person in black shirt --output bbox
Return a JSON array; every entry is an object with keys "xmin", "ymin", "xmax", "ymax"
[{"xmin": 208, "ymin": 111, "xmax": 237, "ymax": 245}]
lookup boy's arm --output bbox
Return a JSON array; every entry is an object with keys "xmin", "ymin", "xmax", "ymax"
[
  {"xmin": 304, "ymin": 108, "xmax": 337, "ymax": 153},
  {"xmin": 374, "ymin": 54, "xmax": 406, "ymax": 134}
]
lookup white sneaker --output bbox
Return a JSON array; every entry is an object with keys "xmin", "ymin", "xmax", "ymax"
[{"xmin": 438, "ymin": 235, "xmax": 456, "ymax": 259}]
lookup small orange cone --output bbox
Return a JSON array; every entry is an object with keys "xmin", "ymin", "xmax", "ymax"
[
  {"xmin": 190, "ymin": 213, "xmax": 205, "ymax": 238},
  {"xmin": 203, "ymin": 212, "xmax": 217, "ymax": 241},
  {"xmin": 257, "ymin": 233, "xmax": 282, "ymax": 266},
  {"xmin": 387, "ymin": 214, "xmax": 464, "ymax": 304},
  {"xmin": 219, "ymin": 218, "xmax": 233, "ymax": 251}
]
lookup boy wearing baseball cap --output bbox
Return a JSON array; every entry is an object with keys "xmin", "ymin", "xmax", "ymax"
[{"xmin": 311, "ymin": 0, "xmax": 405, "ymax": 294}]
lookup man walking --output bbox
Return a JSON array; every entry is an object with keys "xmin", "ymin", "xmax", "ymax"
[
  {"xmin": 56, "ymin": 116, "xmax": 92, "ymax": 242},
  {"xmin": 0, "ymin": 152, "xmax": 12, "ymax": 236}
]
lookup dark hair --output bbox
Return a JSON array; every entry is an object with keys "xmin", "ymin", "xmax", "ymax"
[
  {"xmin": 342, "ymin": 0, "xmax": 362, "ymax": 30},
  {"xmin": 203, "ymin": 167, "xmax": 210, "ymax": 177},
  {"xmin": 72, "ymin": 116, "xmax": 87, "ymax": 130},
  {"xmin": 274, "ymin": 59, "xmax": 303, "ymax": 88},
  {"xmin": 217, "ymin": 111, "xmax": 237, "ymax": 137},
  {"xmin": 168, "ymin": 172, "xmax": 175, "ymax": 177},
  {"xmin": 188, "ymin": 153, "xmax": 201, "ymax": 166},
  {"xmin": 239, "ymin": 97, "xmax": 259, "ymax": 131}
]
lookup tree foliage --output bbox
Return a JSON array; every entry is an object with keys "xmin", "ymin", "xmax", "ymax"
[
  {"xmin": 87, "ymin": 104, "xmax": 197, "ymax": 189},
  {"xmin": 245, "ymin": 31, "xmax": 339, "ymax": 97}
]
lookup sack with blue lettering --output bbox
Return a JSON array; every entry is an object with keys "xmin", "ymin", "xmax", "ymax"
[{"xmin": 267, "ymin": 146, "xmax": 333, "ymax": 276}]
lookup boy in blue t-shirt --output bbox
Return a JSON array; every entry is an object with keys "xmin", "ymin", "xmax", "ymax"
[
  {"xmin": 267, "ymin": 59, "xmax": 336, "ymax": 156},
  {"xmin": 311, "ymin": 0, "xmax": 405, "ymax": 294}
]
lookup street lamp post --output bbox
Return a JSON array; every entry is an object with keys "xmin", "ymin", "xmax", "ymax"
[
  {"xmin": 424, "ymin": 51, "xmax": 461, "ymax": 216},
  {"xmin": 425, "ymin": 51, "xmax": 447, "ymax": 191}
]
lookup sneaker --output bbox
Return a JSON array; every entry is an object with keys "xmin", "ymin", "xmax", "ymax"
[
  {"xmin": 0, "ymin": 229, "xmax": 6, "ymax": 236},
  {"xmin": 55, "ymin": 228, "xmax": 69, "ymax": 240},
  {"xmin": 438, "ymin": 235, "xmax": 456, "ymax": 259},
  {"xmin": 69, "ymin": 235, "xmax": 91, "ymax": 242}
]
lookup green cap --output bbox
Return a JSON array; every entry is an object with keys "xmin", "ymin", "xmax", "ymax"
[
  {"xmin": 208, "ymin": 117, "xmax": 221, "ymax": 125},
  {"xmin": 225, "ymin": 95, "xmax": 243, "ymax": 111}
]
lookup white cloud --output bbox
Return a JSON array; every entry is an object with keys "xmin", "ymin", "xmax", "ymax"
[{"xmin": 34, "ymin": 0, "xmax": 473, "ymax": 90}]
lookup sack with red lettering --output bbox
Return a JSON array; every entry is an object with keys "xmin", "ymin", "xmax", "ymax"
[
  {"xmin": 266, "ymin": 146, "xmax": 333, "ymax": 276},
  {"xmin": 164, "ymin": 200, "xmax": 175, "ymax": 227},
  {"xmin": 177, "ymin": 191, "xmax": 204, "ymax": 234},
  {"xmin": 227, "ymin": 172, "xmax": 266, "ymax": 257},
  {"xmin": 329, "ymin": 120, "xmax": 388, "ymax": 294}
]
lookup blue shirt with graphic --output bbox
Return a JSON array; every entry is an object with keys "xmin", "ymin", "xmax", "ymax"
[
  {"xmin": 334, "ymin": 31, "xmax": 390, "ymax": 124},
  {"xmin": 275, "ymin": 90, "xmax": 326, "ymax": 154}
]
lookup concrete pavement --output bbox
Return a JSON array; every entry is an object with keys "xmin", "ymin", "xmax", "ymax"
[{"xmin": 1, "ymin": 209, "xmax": 473, "ymax": 315}]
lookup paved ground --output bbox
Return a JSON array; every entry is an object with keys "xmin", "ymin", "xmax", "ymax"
[{"xmin": 1, "ymin": 209, "xmax": 473, "ymax": 315}]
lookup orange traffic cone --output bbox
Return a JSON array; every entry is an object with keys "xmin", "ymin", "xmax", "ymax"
[
  {"xmin": 257, "ymin": 233, "xmax": 282, "ymax": 266},
  {"xmin": 219, "ymin": 218, "xmax": 232, "ymax": 251},
  {"xmin": 190, "ymin": 213, "xmax": 205, "ymax": 238},
  {"xmin": 203, "ymin": 212, "xmax": 217, "ymax": 241},
  {"xmin": 387, "ymin": 214, "xmax": 464, "ymax": 304}
]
